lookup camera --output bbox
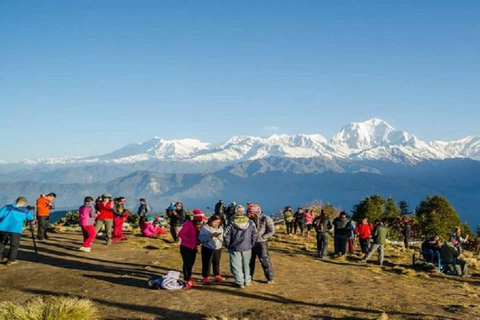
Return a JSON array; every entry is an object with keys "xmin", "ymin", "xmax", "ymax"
[{"xmin": 27, "ymin": 205, "xmax": 35, "ymax": 210}]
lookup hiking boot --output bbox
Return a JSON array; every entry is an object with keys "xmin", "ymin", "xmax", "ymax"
[
  {"xmin": 214, "ymin": 275, "xmax": 226, "ymax": 281},
  {"xmin": 79, "ymin": 246, "xmax": 91, "ymax": 252},
  {"xmin": 267, "ymin": 280, "xmax": 275, "ymax": 284},
  {"xmin": 202, "ymin": 277, "xmax": 211, "ymax": 284},
  {"xmin": 5, "ymin": 260, "xmax": 18, "ymax": 266}
]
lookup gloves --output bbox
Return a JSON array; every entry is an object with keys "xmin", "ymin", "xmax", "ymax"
[{"xmin": 27, "ymin": 206, "xmax": 35, "ymax": 211}]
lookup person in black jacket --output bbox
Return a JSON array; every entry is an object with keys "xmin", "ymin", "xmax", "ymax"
[
  {"xmin": 293, "ymin": 207, "xmax": 305, "ymax": 236},
  {"xmin": 402, "ymin": 216, "xmax": 412, "ymax": 249},
  {"xmin": 167, "ymin": 204, "xmax": 184, "ymax": 243},
  {"xmin": 313, "ymin": 209, "xmax": 333, "ymax": 258},
  {"xmin": 332, "ymin": 211, "xmax": 351, "ymax": 256},
  {"xmin": 214, "ymin": 200, "xmax": 227, "ymax": 226}
]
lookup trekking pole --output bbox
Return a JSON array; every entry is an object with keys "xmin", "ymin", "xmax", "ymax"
[{"xmin": 29, "ymin": 221, "xmax": 39, "ymax": 261}]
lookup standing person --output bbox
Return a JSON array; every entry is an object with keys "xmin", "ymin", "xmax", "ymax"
[
  {"xmin": 283, "ymin": 206, "xmax": 294, "ymax": 235},
  {"xmin": 0, "ymin": 197, "xmax": 35, "ymax": 265},
  {"xmin": 402, "ymin": 217, "xmax": 412, "ymax": 249},
  {"xmin": 36, "ymin": 193, "xmax": 56, "ymax": 240},
  {"xmin": 112, "ymin": 197, "xmax": 129, "ymax": 242},
  {"xmin": 198, "ymin": 215, "xmax": 225, "ymax": 283},
  {"xmin": 313, "ymin": 209, "xmax": 333, "ymax": 259},
  {"xmin": 214, "ymin": 200, "xmax": 227, "ymax": 226},
  {"xmin": 293, "ymin": 207, "xmax": 305, "ymax": 236},
  {"xmin": 224, "ymin": 205, "xmax": 258, "ymax": 289},
  {"xmin": 248, "ymin": 205, "xmax": 275, "ymax": 284},
  {"xmin": 167, "ymin": 205, "xmax": 184, "ymax": 243},
  {"xmin": 333, "ymin": 211, "xmax": 351, "ymax": 257},
  {"xmin": 95, "ymin": 193, "xmax": 115, "ymax": 245},
  {"xmin": 178, "ymin": 209, "xmax": 206, "ymax": 289},
  {"xmin": 304, "ymin": 208, "xmax": 315, "ymax": 239},
  {"xmin": 362, "ymin": 220, "xmax": 389, "ymax": 266},
  {"xmin": 355, "ymin": 217, "xmax": 374, "ymax": 257},
  {"xmin": 226, "ymin": 201, "xmax": 237, "ymax": 223},
  {"xmin": 137, "ymin": 198, "xmax": 150, "ymax": 223},
  {"xmin": 78, "ymin": 196, "xmax": 98, "ymax": 252},
  {"xmin": 347, "ymin": 219, "xmax": 356, "ymax": 254}
]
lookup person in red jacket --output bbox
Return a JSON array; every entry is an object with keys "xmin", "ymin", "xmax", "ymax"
[
  {"xmin": 112, "ymin": 197, "xmax": 129, "ymax": 242},
  {"xmin": 94, "ymin": 193, "xmax": 114, "ymax": 245},
  {"xmin": 354, "ymin": 217, "xmax": 374, "ymax": 257}
]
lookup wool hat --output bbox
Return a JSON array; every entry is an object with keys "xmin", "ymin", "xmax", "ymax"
[
  {"xmin": 146, "ymin": 216, "xmax": 154, "ymax": 222},
  {"xmin": 192, "ymin": 208, "xmax": 206, "ymax": 221},
  {"xmin": 235, "ymin": 205, "xmax": 245, "ymax": 215},
  {"xmin": 16, "ymin": 196, "xmax": 27, "ymax": 203},
  {"xmin": 102, "ymin": 193, "xmax": 112, "ymax": 198},
  {"xmin": 247, "ymin": 204, "xmax": 261, "ymax": 216}
]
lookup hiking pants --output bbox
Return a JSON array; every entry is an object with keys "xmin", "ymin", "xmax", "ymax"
[
  {"xmin": 334, "ymin": 234, "xmax": 348, "ymax": 255},
  {"xmin": 37, "ymin": 216, "xmax": 49, "ymax": 240},
  {"xmin": 317, "ymin": 232, "xmax": 329, "ymax": 258},
  {"xmin": 94, "ymin": 219, "xmax": 113, "ymax": 241},
  {"xmin": 456, "ymin": 259, "xmax": 468, "ymax": 276},
  {"xmin": 347, "ymin": 237, "xmax": 355, "ymax": 253},
  {"xmin": 250, "ymin": 242, "xmax": 274, "ymax": 281},
  {"xmin": 229, "ymin": 249, "xmax": 252, "ymax": 286},
  {"xmin": 0, "ymin": 232, "xmax": 21, "ymax": 262},
  {"xmin": 201, "ymin": 246, "xmax": 222, "ymax": 277},
  {"xmin": 359, "ymin": 238, "xmax": 371, "ymax": 254},
  {"xmin": 285, "ymin": 221, "xmax": 294, "ymax": 235},
  {"xmin": 81, "ymin": 225, "xmax": 96, "ymax": 248},
  {"xmin": 170, "ymin": 225, "xmax": 180, "ymax": 242},
  {"xmin": 365, "ymin": 243, "xmax": 385, "ymax": 265},
  {"xmin": 294, "ymin": 221, "xmax": 305, "ymax": 235},
  {"xmin": 112, "ymin": 216, "xmax": 126, "ymax": 241},
  {"xmin": 180, "ymin": 245, "xmax": 197, "ymax": 281},
  {"xmin": 404, "ymin": 235, "xmax": 410, "ymax": 249}
]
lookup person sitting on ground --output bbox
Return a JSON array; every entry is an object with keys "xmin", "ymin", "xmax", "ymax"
[
  {"xmin": 78, "ymin": 196, "xmax": 98, "ymax": 252},
  {"xmin": 178, "ymin": 209, "xmax": 206, "ymax": 289},
  {"xmin": 224, "ymin": 205, "xmax": 258, "ymax": 289},
  {"xmin": 440, "ymin": 240, "xmax": 468, "ymax": 276},
  {"xmin": 283, "ymin": 206, "xmax": 294, "ymax": 235},
  {"xmin": 313, "ymin": 209, "xmax": 333, "ymax": 259},
  {"xmin": 421, "ymin": 235, "xmax": 440, "ymax": 261},
  {"xmin": 0, "ymin": 197, "xmax": 35, "ymax": 265},
  {"xmin": 140, "ymin": 217, "xmax": 168, "ymax": 238},
  {"xmin": 36, "ymin": 192, "xmax": 56, "ymax": 241},
  {"xmin": 198, "ymin": 215, "xmax": 225, "ymax": 283},
  {"xmin": 137, "ymin": 198, "xmax": 150, "ymax": 223},
  {"xmin": 304, "ymin": 208, "xmax": 315, "ymax": 239},
  {"xmin": 362, "ymin": 219, "xmax": 389, "ymax": 266},
  {"xmin": 112, "ymin": 197, "xmax": 129, "ymax": 242},
  {"xmin": 450, "ymin": 227, "xmax": 468, "ymax": 253},
  {"xmin": 355, "ymin": 217, "xmax": 374, "ymax": 257},
  {"xmin": 293, "ymin": 207, "xmax": 305, "ymax": 236},
  {"xmin": 333, "ymin": 211, "xmax": 351, "ymax": 257}
]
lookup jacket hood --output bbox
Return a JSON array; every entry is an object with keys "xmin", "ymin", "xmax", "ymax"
[{"xmin": 232, "ymin": 215, "xmax": 250, "ymax": 230}]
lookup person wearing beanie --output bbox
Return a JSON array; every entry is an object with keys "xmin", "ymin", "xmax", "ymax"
[
  {"xmin": 0, "ymin": 197, "xmax": 35, "ymax": 265},
  {"xmin": 198, "ymin": 215, "xmax": 225, "ymax": 283},
  {"xmin": 178, "ymin": 208, "xmax": 205, "ymax": 289},
  {"xmin": 140, "ymin": 216, "xmax": 168, "ymax": 238},
  {"xmin": 223, "ymin": 205, "xmax": 258, "ymax": 289},
  {"xmin": 248, "ymin": 204, "xmax": 275, "ymax": 284},
  {"xmin": 95, "ymin": 193, "xmax": 115, "ymax": 245},
  {"xmin": 78, "ymin": 196, "xmax": 98, "ymax": 252},
  {"xmin": 167, "ymin": 203, "xmax": 185, "ymax": 243}
]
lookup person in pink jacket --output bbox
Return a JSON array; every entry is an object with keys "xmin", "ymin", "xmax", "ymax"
[
  {"xmin": 178, "ymin": 208, "xmax": 206, "ymax": 289},
  {"xmin": 304, "ymin": 208, "xmax": 315, "ymax": 239},
  {"xmin": 140, "ymin": 217, "xmax": 167, "ymax": 237},
  {"xmin": 78, "ymin": 196, "xmax": 98, "ymax": 252}
]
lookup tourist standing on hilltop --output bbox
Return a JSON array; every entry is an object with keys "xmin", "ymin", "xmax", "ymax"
[
  {"xmin": 354, "ymin": 217, "xmax": 374, "ymax": 258},
  {"xmin": 293, "ymin": 207, "xmax": 305, "ymax": 236},
  {"xmin": 304, "ymin": 208, "xmax": 315, "ymax": 239},
  {"xmin": 198, "ymin": 215, "xmax": 225, "ymax": 283},
  {"xmin": 283, "ymin": 206, "xmax": 294, "ymax": 235},
  {"xmin": 313, "ymin": 209, "xmax": 333, "ymax": 259},
  {"xmin": 178, "ymin": 209, "xmax": 206, "ymax": 289},
  {"xmin": 78, "ymin": 196, "xmax": 98, "ymax": 252},
  {"xmin": 362, "ymin": 219, "xmax": 389, "ymax": 266},
  {"xmin": 332, "ymin": 211, "xmax": 351, "ymax": 257},
  {"xmin": 224, "ymin": 205, "xmax": 258, "ymax": 289},
  {"xmin": 137, "ymin": 198, "xmax": 150, "ymax": 224},
  {"xmin": 94, "ymin": 193, "xmax": 115, "ymax": 245},
  {"xmin": 214, "ymin": 200, "xmax": 227, "ymax": 226},
  {"xmin": 226, "ymin": 201, "xmax": 237, "ymax": 223},
  {"xmin": 112, "ymin": 197, "xmax": 129, "ymax": 242},
  {"xmin": 248, "ymin": 204, "xmax": 275, "ymax": 284},
  {"xmin": 36, "ymin": 193, "xmax": 56, "ymax": 241},
  {"xmin": 167, "ymin": 204, "xmax": 184, "ymax": 243},
  {"xmin": 0, "ymin": 197, "xmax": 35, "ymax": 265},
  {"xmin": 402, "ymin": 217, "xmax": 412, "ymax": 249}
]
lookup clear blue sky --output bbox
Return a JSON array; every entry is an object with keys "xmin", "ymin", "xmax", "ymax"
[{"xmin": 1, "ymin": 1, "xmax": 479, "ymax": 161}]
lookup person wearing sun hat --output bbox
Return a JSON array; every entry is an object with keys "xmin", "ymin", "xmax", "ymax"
[{"xmin": 178, "ymin": 208, "xmax": 206, "ymax": 289}]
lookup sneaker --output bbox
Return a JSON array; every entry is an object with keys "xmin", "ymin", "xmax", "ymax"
[
  {"xmin": 5, "ymin": 260, "xmax": 18, "ymax": 266},
  {"xmin": 360, "ymin": 259, "xmax": 367, "ymax": 263},
  {"xmin": 214, "ymin": 275, "xmax": 226, "ymax": 281},
  {"xmin": 79, "ymin": 247, "xmax": 91, "ymax": 252},
  {"xmin": 183, "ymin": 282, "xmax": 193, "ymax": 290},
  {"xmin": 234, "ymin": 283, "xmax": 245, "ymax": 289},
  {"xmin": 245, "ymin": 282, "xmax": 252, "ymax": 287},
  {"xmin": 202, "ymin": 277, "xmax": 211, "ymax": 283},
  {"xmin": 267, "ymin": 280, "xmax": 275, "ymax": 284},
  {"xmin": 106, "ymin": 239, "xmax": 112, "ymax": 246}
]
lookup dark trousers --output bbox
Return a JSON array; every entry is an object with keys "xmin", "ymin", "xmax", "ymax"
[
  {"xmin": 180, "ymin": 245, "xmax": 197, "ymax": 281},
  {"xmin": 201, "ymin": 246, "xmax": 222, "ymax": 277},
  {"xmin": 285, "ymin": 221, "xmax": 294, "ymax": 235},
  {"xmin": 250, "ymin": 242, "xmax": 274, "ymax": 281},
  {"xmin": 0, "ymin": 232, "xmax": 21, "ymax": 262},
  {"xmin": 334, "ymin": 234, "xmax": 348, "ymax": 255},
  {"xmin": 316, "ymin": 232, "xmax": 329, "ymax": 257},
  {"xmin": 359, "ymin": 238, "xmax": 371, "ymax": 254},
  {"xmin": 294, "ymin": 221, "xmax": 305, "ymax": 235},
  {"xmin": 170, "ymin": 225, "xmax": 180, "ymax": 242},
  {"xmin": 37, "ymin": 216, "xmax": 50, "ymax": 240},
  {"xmin": 404, "ymin": 236, "xmax": 410, "ymax": 249}
]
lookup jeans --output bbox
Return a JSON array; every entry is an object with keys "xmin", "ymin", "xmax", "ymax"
[
  {"xmin": 95, "ymin": 219, "xmax": 114, "ymax": 241},
  {"xmin": 285, "ymin": 221, "xmax": 294, "ymax": 235},
  {"xmin": 170, "ymin": 225, "xmax": 180, "ymax": 242},
  {"xmin": 229, "ymin": 249, "xmax": 252, "ymax": 286},
  {"xmin": 334, "ymin": 234, "xmax": 348, "ymax": 255},
  {"xmin": 37, "ymin": 216, "xmax": 50, "ymax": 240},
  {"xmin": 404, "ymin": 235, "xmax": 410, "ymax": 249},
  {"xmin": 250, "ymin": 242, "xmax": 274, "ymax": 281},
  {"xmin": 180, "ymin": 245, "xmax": 197, "ymax": 281},
  {"xmin": 0, "ymin": 232, "xmax": 21, "ymax": 262},
  {"xmin": 201, "ymin": 246, "xmax": 222, "ymax": 277},
  {"xmin": 316, "ymin": 232, "xmax": 329, "ymax": 257},
  {"xmin": 364, "ymin": 243, "xmax": 385, "ymax": 265}
]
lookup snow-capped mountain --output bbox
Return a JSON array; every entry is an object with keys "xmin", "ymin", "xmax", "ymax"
[{"xmin": 2, "ymin": 119, "xmax": 479, "ymax": 169}]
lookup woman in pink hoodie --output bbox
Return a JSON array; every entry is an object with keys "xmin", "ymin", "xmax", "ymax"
[
  {"xmin": 78, "ymin": 196, "xmax": 98, "ymax": 252},
  {"xmin": 178, "ymin": 209, "xmax": 206, "ymax": 289},
  {"xmin": 304, "ymin": 208, "xmax": 315, "ymax": 239},
  {"xmin": 140, "ymin": 217, "xmax": 167, "ymax": 237}
]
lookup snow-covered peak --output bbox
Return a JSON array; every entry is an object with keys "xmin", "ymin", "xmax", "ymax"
[{"xmin": 430, "ymin": 136, "xmax": 480, "ymax": 160}]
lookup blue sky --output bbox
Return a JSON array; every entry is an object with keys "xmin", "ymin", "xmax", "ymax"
[{"xmin": 1, "ymin": 1, "xmax": 479, "ymax": 161}]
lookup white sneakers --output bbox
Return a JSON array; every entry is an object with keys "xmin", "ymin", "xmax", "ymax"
[{"xmin": 79, "ymin": 246, "xmax": 91, "ymax": 252}]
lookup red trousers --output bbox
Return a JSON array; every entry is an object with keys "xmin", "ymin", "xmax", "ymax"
[
  {"xmin": 347, "ymin": 238, "xmax": 355, "ymax": 253},
  {"xmin": 112, "ymin": 216, "xmax": 126, "ymax": 241},
  {"xmin": 81, "ymin": 225, "xmax": 96, "ymax": 248}
]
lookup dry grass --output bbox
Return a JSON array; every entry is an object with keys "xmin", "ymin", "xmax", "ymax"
[
  {"xmin": 205, "ymin": 316, "xmax": 249, "ymax": 320},
  {"xmin": 0, "ymin": 296, "xmax": 99, "ymax": 320}
]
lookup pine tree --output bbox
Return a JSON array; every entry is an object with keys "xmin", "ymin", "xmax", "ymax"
[
  {"xmin": 415, "ymin": 195, "xmax": 461, "ymax": 239},
  {"xmin": 352, "ymin": 194, "xmax": 385, "ymax": 222},
  {"xmin": 398, "ymin": 200, "xmax": 409, "ymax": 216},
  {"xmin": 384, "ymin": 197, "xmax": 401, "ymax": 224}
]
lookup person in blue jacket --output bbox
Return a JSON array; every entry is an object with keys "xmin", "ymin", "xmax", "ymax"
[{"xmin": 0, "ymin": 197, "xmax": 35, "ymax": 265}]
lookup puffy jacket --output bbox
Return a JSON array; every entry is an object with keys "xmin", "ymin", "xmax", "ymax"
[
  {"xmin": 141, "ymin": 222, "xmax": 164, "ymax": 237},
  {"xmin": 198, "ymin": 224, "xmax": 224, "ymax": 250},
  {"xmin": 355, "ymin": 223, "xmax": 374, "ymax": 240},
  {"xmin": 283, "ymin": 209, "xmax": 294, "ymax": 222},
  {"xmin": 251, "ymin": 213, "xmax": 275, "ymax": 243},
  {"xmin": 0, "ymin": 204, "xmax": 35, "ymax": 234},
  {"xmin": 224, "ymin": 215, "xmax": 257, "ymax": 252},
  {"xmin": 96, "ymin": 200, "xmax": 114, "ymax": 220},
  {"xmin": 333, "ymin": 217, "xmax": 351, "ymax": 236},
  {"xmin": 440, "ymin": 243, "xmax": 458, "ymax": 264},
  {"xmin": 169, "ymin": 209, "xmax": 185, "ymax": 226},
  {"xmin": 313, "ymin": 215, "xmax": 333, "ymax": 233},
  {"xmin": 372, "ymin": 225, "xmax": 389, "ymax": 245},
  {"xmin": 36, "ymin": 197, "xmax": 52, "ymax": 217},
  {"xmin": 178, "ymin": 220, "xmax": 199, "ymax": 250},
  {"xmin": 79, "ymin": 203, "xmax": 97, "ymax": 227},
  {"xmin": 304, "ymin": 212, "xmax": 315, "ymax": 224}
]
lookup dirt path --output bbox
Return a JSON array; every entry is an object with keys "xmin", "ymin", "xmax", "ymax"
[{"xmin": 1, "ymin": 230, "xmax": 479, "ymax": 320}]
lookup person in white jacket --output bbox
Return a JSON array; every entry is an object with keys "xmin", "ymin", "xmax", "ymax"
[{"xmin": 198, "ymin": 215, "xmax": 225, "ymax": 283}]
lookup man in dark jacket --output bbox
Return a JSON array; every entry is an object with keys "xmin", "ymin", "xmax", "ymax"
[
  {"xmin": 402, "ymin": 217, "xmax": 412, "ymax": 249},
  {"xmin": 293, "ymin": 207, "xmax": 305, "ymax": 236},
  {"xmin": 362, "ymin": 220, "xmax": 389, "ymax": 266},
  {"xmin": 226, "ymin": 201, "xmax": 237, "ymax": 223},
  {"xmin": 440, "ymin": 241, "xmax": 468, "ymax": 276},
  {"xmin": 313, "ymin": 209, "xmax": 333, "ymax": 258},
  {"xmin": 333, "ymin": 211, "xmax": 351, "ymax": 256},
  {"xmin": 214, "ymin": 200, "xmax": 227, "ymax": 226},
  {"xmin": 137, "ymin": 198, "xmax": 150, "ymax": 223},
  {"xmin": 167, "ymin": 205, "xmax": 184, "ymax": 243},
  {"xmin": 283, "ymin": 206, "xmax": 294, "ymax": 235},
  {"xmin": 248, "ymin": 204, "xmax": 275, "ymax": 284}
]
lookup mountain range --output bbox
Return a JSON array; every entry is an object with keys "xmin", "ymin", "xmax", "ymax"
[{"xmin": 0, "ymin": 118, "xmax": 479, "ymax": 225}]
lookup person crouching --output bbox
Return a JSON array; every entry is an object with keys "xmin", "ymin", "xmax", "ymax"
[
  {"xmin": 78, "ymin": 196, "xmax": 98, "ymax": 252},
  {"xmin": 199, "ymin": 215, "xmax": 225, "ymax": 283},
  {"xmin": 178, "ymin": 209, "xmax": 206, "ymax": 289}
]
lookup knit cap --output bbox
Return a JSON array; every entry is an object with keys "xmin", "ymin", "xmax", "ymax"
[
  {"xmin": 235, "ymin": 205, "xmax": 245, "ymax": 215},
  {"xmin": 192, "ymin": 208, "xmax": 206, "ymax": 221}
]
